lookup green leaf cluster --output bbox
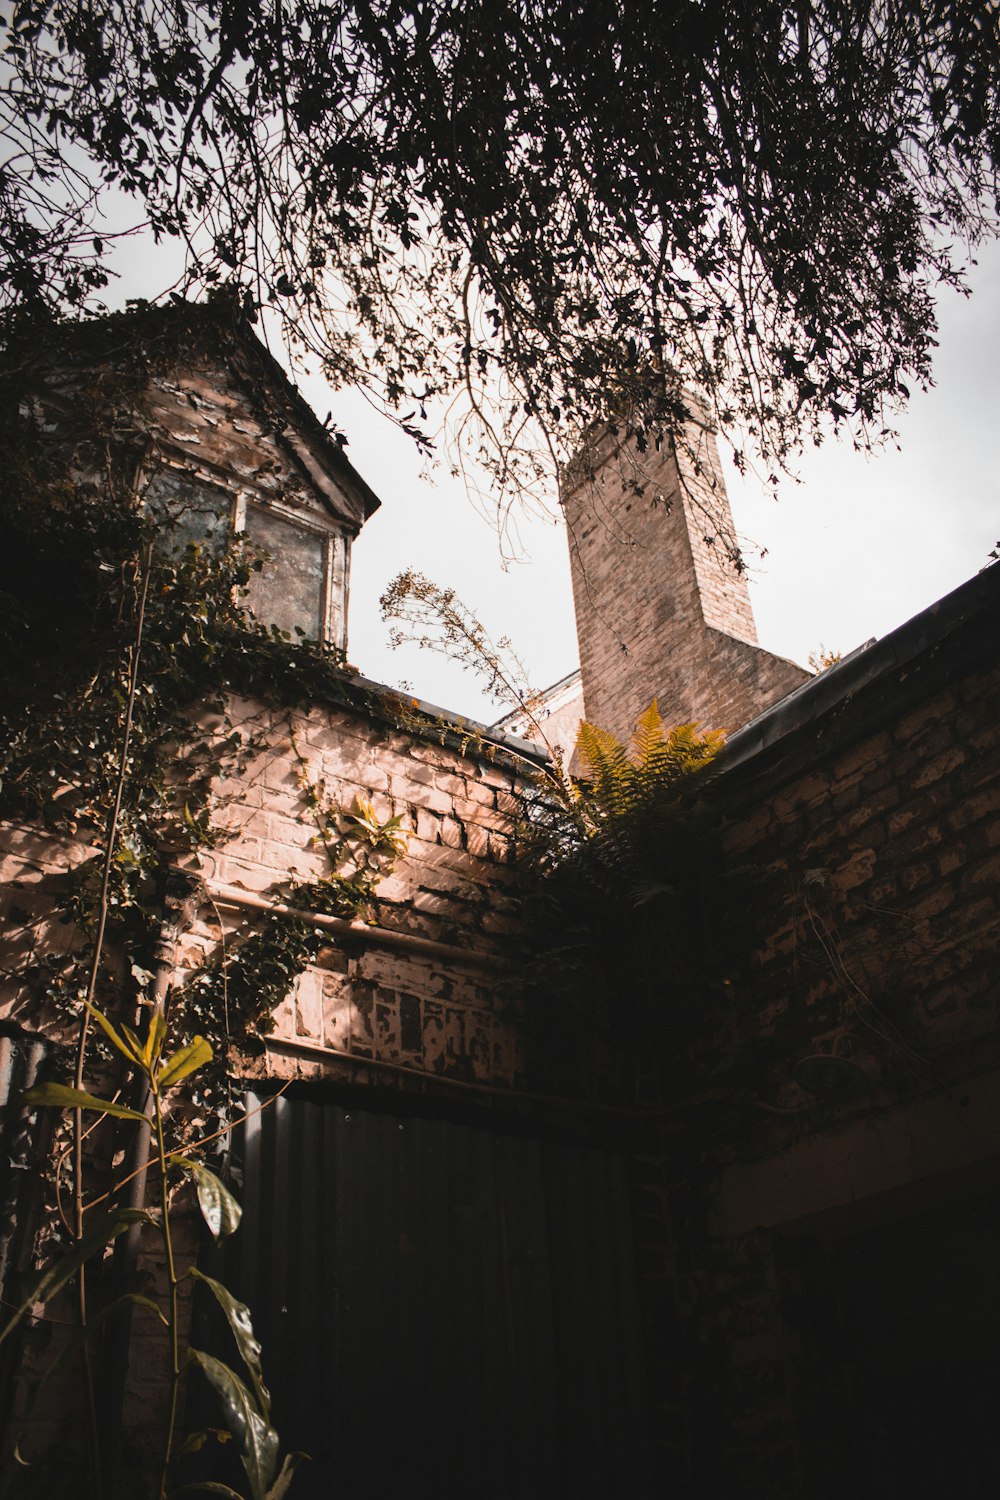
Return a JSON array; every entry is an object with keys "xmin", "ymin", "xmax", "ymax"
[
  {"xmin": 7, "ymin": 1011, "xmax": 302, "ymax": 1498},
  {"xmin": 182, "ymin": 876, "xmax": 366, "ymax": 1047}
]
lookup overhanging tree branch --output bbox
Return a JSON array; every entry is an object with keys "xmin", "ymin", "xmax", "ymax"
[{"xmin": 2, "ymin": 0, "xmax": 998, "ymax": 500}]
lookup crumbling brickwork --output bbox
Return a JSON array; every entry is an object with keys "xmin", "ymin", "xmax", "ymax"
[{"xmin": 193, "ymin": 691, "xmax": 531, "ymax": 1089}]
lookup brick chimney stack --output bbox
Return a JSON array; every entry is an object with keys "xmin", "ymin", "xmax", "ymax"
[{"xmin": 561, "ymin": 410, "xmax": 809, "ymax": 744}]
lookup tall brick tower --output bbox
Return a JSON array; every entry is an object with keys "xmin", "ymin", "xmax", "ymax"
[{"xmin": 561, "ymin": 409, "xmax": 808, "ymax": 744}]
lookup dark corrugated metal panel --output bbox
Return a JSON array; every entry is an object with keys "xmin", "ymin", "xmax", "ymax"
[{"xmin": 227, "ymin": 1092, "xmax": 652, "ymax": 1499}]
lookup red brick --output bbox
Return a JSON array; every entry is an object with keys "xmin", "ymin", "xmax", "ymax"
[
  {"xmin": 894, "ymin": 694, "xmax": 955, "ymax": 742},
  {"xmin": 910, "ymin": 886, "xmax": 955, "ymax": 922},
  {"xmin": 830, "ymin": 847, "xmax": 877, "ymax": 890},
  {"xmin": 949, "ymin": 789, "xmax": 999, "ymax": 832},
  {"xmin": 887, "ymin": 805, "xmax": 920, "ymax": 837},
  {"xmin": 910, "ymin": 745, "xmax": 967, "ymax": 790},
  {"xmin": 901, "ymin": 860, "xmax": 935, "ymax": 893},
  {"xmin": 965, "ymin": 850, "xmax": 1000, "ymax": 887},
  {"xmin": 937, "ymin": 845, "xmax": 967, "ymax": 877}
]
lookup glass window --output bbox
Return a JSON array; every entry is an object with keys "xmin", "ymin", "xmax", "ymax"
[
  {"xmin": 144, "ymin": 473, "xmax": 231, "ymax": 557},
  {"xmin": 243, "ymin": 504, "xmax": 327, "ymax": 640}
]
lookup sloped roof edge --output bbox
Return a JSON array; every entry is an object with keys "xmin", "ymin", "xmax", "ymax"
[
  {"xmin": 10, "ymin": 296, "xmax": 383, "ymax": 522},
  {"xmin": 716, "ymin": 560, "xmax": 1000, "ymax": 801}
]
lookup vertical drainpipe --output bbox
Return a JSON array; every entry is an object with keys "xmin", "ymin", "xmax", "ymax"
[
  {"xmin": 98, "ymin": 867, "xmax": 202, "ymax": 1482},
  {"xmin": 0, "ymin": 1023, "xmax": 53, "ymax": 1439},
  {"xmin": 0, "ymin": 1025, "xmax": 52, "ymax": 1300}
]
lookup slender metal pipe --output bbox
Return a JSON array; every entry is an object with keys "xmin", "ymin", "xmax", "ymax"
[{"xmin": 207, "ymin": 879, "xmax": 497, "ymax": 970}]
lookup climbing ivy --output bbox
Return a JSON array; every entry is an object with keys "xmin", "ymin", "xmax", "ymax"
[
  {"xmin": 0, "ymin": 306, "xmax": 411, "ymax": 1497},
  {"xmin": 0, "ymin": 304, "xmax": 415, "ymax": 1067}
]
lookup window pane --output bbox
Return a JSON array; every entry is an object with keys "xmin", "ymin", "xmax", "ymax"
[
  {"xmin": 244, "ymin": 504, "xmax": 326, "ymax": 640},
  {"xmin": 145, "ymin": 473, "xmax": 230, "ymax": 556}
]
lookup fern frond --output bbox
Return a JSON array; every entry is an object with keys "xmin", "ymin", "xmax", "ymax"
[
  {"xmin": 516, "ymin": 702, "xmax": 738, "ymax": 1042},
  {"xmin": 629, "ymin": 701, "xmax": 667, "ymax": 770},
  {"xmin": 575, "ymin": 719, "xmax": 631, "ymax": 812}
]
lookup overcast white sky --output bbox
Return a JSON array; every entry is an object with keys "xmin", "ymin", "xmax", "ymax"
[{"xmin": 294, "ymin": 241, "xmax": 1000, "ymax": 725}]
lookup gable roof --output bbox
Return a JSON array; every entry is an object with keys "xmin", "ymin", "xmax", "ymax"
[{"xmin": 3, "ymin": 295, "xmax": 383, "ymax": 526}]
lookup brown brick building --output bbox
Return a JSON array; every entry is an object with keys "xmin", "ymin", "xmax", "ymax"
[
  {"xmin": 516, "ymin": 407, "xmax": 1000, "ymax": 1496},
  {"xmin": 1, "ymin": 307, "xmax": 998, "ymax": 1497}
]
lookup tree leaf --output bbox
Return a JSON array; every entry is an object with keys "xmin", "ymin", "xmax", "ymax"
[
  {"xmin": 85, "ymin": 1001, "xmax": 142, "ymax": 1063},
  {"xmin": 157, "ymin": 1035, "xmax": 213, "ymax": 1089},
  {"xmin": 21, "ymin": 1083, "xmax": 148, "ymax": 1123},
  {"xmin": 188, "ymin": 1349, "xmax": 279, "ymax": 1500},
  {"xmin": 0, "ymin": 1208, "xmax": 157, "ymax": 1344},
  {"xmin": 121, "ymin": 1023, "xmax": 145, "ymax": 1060},
  {"xmin": 144, "ymin": 1008, "xmax": 168, "ymax": 1068},
  {"xmin": 181, "ymin": 1161, "xmax": 242, "ymax": 1242},
  {"xmin": 190, "ymin": 1268, "xmax": 269, "ymax": 1417}
]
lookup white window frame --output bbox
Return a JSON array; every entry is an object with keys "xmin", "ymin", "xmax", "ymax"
[{"xmin": 235, "ymin": 495, "xmax": 349, "ymax": 649}]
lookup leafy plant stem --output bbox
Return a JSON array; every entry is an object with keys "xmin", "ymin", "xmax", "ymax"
[
  {"xmin": 70, "ymin": 539, "xmax": 153, "ymax": 1499},
  {"xmin": 154, "ymin": 1078, "xmax": 182, "ymax": 1500},
  {"xmin": 97, "ymin": 922, "xmax": 174, "ymax": 1483},
  {"xmin": 73, "ymin": 540, "xmax": 154, "ymax": 1100},
  {"xmin": 84, "ymin": 1083, "xmax": 293, "ymax": 1215}
]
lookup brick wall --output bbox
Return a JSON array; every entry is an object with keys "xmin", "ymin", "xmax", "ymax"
[
  {"xmin": 0, "ymin": 681, "xmax": 547, "ymax": 1477},
  {"xmin": 194, "ymin": 690, "xmax": 532, "ymax": 1089},
  {"xmin": 1, "ymin": 686, "xmax": 539, "ymax": 1093},
  {"xmin": 561, "ymin": 419, "xmax": 808, "ymax": 744},
  {"xmin": 635, "ymin": 567, "xmax": 1000, "ymax": 1495}
]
